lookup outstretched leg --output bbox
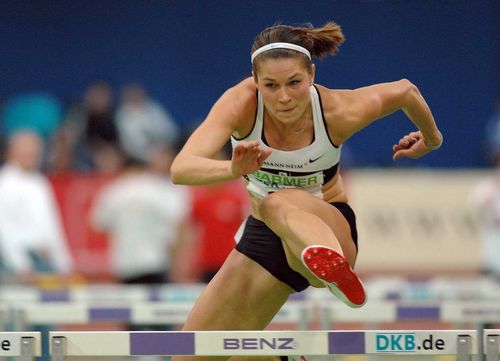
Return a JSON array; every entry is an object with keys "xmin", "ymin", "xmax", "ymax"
[{"xmin": 256, "ymin": 189, "xmax": 366, "ymax": 307}]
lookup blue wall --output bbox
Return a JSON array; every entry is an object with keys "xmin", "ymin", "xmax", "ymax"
[{"xmin": 0, "ymin": 0, "xmax": 498, "ymax": 168}]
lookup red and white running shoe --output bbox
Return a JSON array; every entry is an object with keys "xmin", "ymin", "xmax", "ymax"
[
  {"xmin": 280, "ymin": 356, "xmax": 307, "ymax": 361},
  {"xmin": 301, "ymin": 245, "xmax": 367, "ymax": 308}
]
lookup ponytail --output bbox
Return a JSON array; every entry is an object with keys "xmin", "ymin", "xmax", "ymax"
[
  {"xmin": 300, "ymin": 22, "xmax": 345, "ymax": 59},
  {"xmin": 251, "ymin": 22, "xmax": 345, "ymax": 65}
]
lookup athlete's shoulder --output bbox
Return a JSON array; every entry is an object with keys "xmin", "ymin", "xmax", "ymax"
[
  {"xmin": 313, "ymin": 83, "xmax": 362, "ymax": 144},
  {"xmin": 217, "ymin": 77, "xmax": 257, "ymax": 121},
  {"xmin": 225, "ymin": 77, "xmax": 257, "ymax": 107},
  {"xmin": 234, "ymin": 76, "xmax": 257, "ymax": 91},
  {"xmin": 313, "ymin": 83, "xmax": 347, "ymax": 118}
]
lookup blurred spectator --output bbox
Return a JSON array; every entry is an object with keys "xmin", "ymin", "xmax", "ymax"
[
  {"xmin": 470, "ymin": 167, "xmax": 500, "ymax": 278},
  {"xmin": 90, "ymin": 149, "xmax": 190, "ymax": 284},
  {"xmin": 52, "ymin": 80, "xmax": 122, "ymax": 173},
  {"xmin": 174, "ymin": 146, "xmax": 250, "ymax": 283},
  {"xmin": 484, "ymin": 95, "xmax": 500, "ymax": 165},
  {"xmin": 1, "ymin": 93, "xmax": 63, "ymax": 143},
  {"xmin": 0, "ymin": 131, "xmax": 74, "ymax": 281},
  {"xmin": 148, "ymin": 144, "xmax": 178, "ymax": 177},
  {"xmin": 115, "ymin": 83, "xmax": 179, "ymax": 164},
  {"xmin": 188, "ymin": 180, "xmax": 250, "ymax": 282}
]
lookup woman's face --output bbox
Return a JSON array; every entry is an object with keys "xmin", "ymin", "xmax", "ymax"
[{"xmin": 254, "ymin": 57, "xmax": 314, "ymax": 125}]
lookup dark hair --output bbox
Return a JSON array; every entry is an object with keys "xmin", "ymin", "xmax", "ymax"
[{"xmin": 251, "ymin": 22, "xmax": 345, "ymax": 73}]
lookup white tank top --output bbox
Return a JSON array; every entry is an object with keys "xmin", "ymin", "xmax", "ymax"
[{"xmin": 231, "ymin": 86, "xmax": 341, "ymax": 199}]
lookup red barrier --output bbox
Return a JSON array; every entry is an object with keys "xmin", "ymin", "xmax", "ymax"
[{"xmin": 48, "ymin": 172, "xmax": 116, "ymax": 280}]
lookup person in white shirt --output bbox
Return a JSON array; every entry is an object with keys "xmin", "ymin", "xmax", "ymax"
[
  {"xmin": 0, "ymin": 130, "xmax": 74, "ymax": 280},
  {"xmin": 90, "ymin": 152, "xmax": 189, "ymax": 284}
]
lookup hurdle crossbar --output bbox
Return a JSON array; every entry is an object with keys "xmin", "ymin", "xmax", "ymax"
[
  {"xmin": 0, "ymin": 284, "xmax": 207, "ymax": 303},
  {"xmin": 17, "ymin": 302, "xmax": 195, "ymax": 324},
  {"xmin": 14, "ymin": 300, "xmax": 309, "ymax": 327},
  {"xmin": 49, "ymin": 330, "xmax": 477, "ymax": 360},
  {"xmin": 322, "ymin": 301, "xmax": 500, "ymax": 323},
  {"xmin": 12, "ymin": 299, "xmax": 500, "ymax": 327},
  {"xmin": 0, "ymin": 332, "xmax": 41, "ymax": 361}
]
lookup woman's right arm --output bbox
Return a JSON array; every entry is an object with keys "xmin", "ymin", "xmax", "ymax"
[{"xmin": 170, "ymin": 79, "xmax": 271, "ymax": 185}]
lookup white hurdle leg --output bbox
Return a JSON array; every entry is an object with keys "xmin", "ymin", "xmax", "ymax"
[
  {"xmin": 486, "ymin": 333, "xmax": 499, "ymax": 361},
  {"xmin": 51, "ymin": 336, "xmax": 67, "ymax": 361},
  {"xmin": 456, "ymin": 334, "xmax": 472, "ymax": 361},
  {"xmin": 20, "ymin": 337, "xmax": 37, "ymax": 361}
]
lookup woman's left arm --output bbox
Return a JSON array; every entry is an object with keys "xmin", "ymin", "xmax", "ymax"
[{"xmin": 329, "ymin": 79, "xmax": 443, "ymax": 159}]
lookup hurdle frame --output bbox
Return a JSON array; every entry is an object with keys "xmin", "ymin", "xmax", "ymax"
[{"xmin": 49, "ymin": 330, "xmax": 478, "ymax": 361}]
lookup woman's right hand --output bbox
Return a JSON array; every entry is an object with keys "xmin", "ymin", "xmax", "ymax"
[{"xmin": 231, "ymin": 141, "xmax": 272, "ymax": 177}]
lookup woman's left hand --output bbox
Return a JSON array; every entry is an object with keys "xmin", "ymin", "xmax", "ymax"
[{"xmin": 392, "ymin": 131, "xmax": 435, "ymax": 160}]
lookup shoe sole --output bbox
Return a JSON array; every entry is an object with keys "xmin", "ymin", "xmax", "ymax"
[{"xmin": 301, "ymin": 245, "xmax": 366, "ymax": 308}]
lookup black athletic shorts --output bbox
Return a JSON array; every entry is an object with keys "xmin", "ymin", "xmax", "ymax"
[{"xmin": 235, "ymin": 202, "xmax": 358, "ymax": 292}]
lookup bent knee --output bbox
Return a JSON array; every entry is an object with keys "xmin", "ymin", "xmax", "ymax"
[
  {"xmin": 258, "ymin": 190, "xmax": 303, "ymax": 219},
  {"xmin": 258, "ymin": 192, "xmax": 283, "ymax": 219}
]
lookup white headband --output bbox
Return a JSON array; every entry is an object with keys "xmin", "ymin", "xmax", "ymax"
[{"xmin": 251, "ymin": 42, "xmax": 311, "ymax": 63}]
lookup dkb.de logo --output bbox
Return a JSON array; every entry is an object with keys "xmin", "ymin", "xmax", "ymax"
[{"xmin": 376, "ymin": 333, "xmax": 445, "ymax": 352}]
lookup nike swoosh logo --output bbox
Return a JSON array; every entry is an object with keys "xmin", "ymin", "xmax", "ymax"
[{"xmin": 309, "ymin": 154, "xmax": 326, "ymax": 163}]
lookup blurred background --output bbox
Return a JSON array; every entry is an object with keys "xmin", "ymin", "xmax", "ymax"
[
  {"xmin": 1, "ymin": 0, "xmax": 497, "ymax": 277},
  {"xmin": 0, "ymin": 1, "xmax": 500, "ymax": 358},
  {"xmin": 0, "ymin": 0, "xmax": 498, "ymax": 166},
  {"xmin": 0, "ymin": 0, "xmax": 499, "ymax": 279}
]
